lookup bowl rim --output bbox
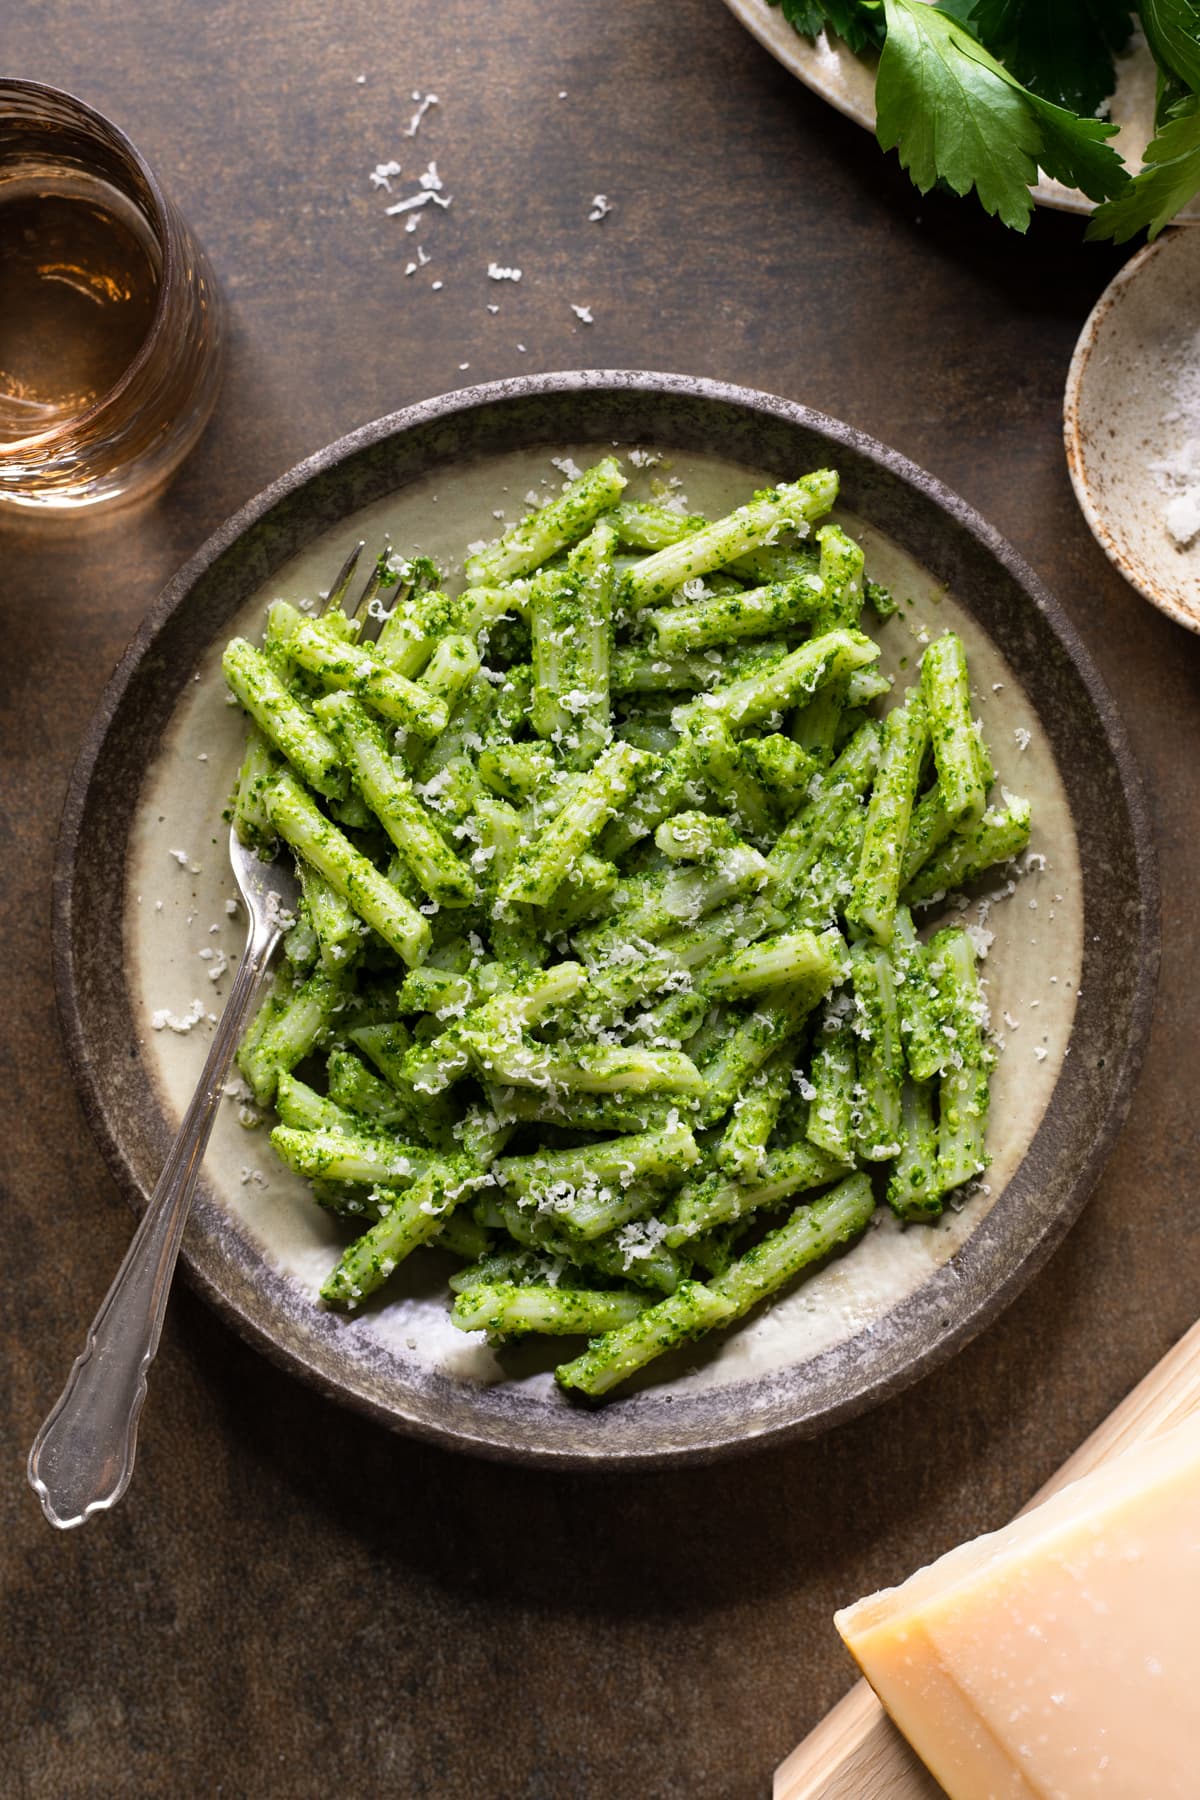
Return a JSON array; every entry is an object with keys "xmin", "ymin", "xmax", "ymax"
[
  {"xmin": 1063, "ymin": 227, "xmax": 1200, "ymax": 636},
  {"xmin": 53, "ymin": 369, "xmax": 1160, "ymax": 1468}
]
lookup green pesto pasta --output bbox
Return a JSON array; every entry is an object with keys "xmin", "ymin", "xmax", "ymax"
[{"xmin": 217, "ymin": 453, "xmax": 1033, "ymax": 1397}]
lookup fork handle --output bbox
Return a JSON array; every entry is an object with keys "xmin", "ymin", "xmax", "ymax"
[{"xmin": 27, "ymin": 912, "xmax": 279, "ymax": 1529}]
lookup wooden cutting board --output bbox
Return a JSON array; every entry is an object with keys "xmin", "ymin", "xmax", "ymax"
[{"xmin": 774, "ymin": 1320, "xmax": 1200, "ymax": 1800}]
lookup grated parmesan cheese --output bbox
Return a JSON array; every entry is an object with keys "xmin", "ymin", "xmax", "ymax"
[
  {"xmin": 403, "ymin": 93, "xmax": 438, "ymax": 137},
  {"xmin": 1148, "ymin": 327, "xmax": 1200, "ymax": 549},
  {"xmin": 385, "ymin": 189, "xmax": 449, "ymax": 218},
  {"xmin": 152, "ymin": 997, "xmax": 206, "ymax": 1034}
]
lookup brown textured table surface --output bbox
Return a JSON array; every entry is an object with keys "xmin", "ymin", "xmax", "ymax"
[{"xmin": 4, "ymin": 5, "xmax": 1196, "ymax": 1797}]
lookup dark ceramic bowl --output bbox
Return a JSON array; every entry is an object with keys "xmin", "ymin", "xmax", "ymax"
[{"xmin": 54, "ymin": 372, "xmax": 1158, "ymax": 1468}]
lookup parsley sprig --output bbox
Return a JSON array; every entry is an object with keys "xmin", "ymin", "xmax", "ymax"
[{"xmin": 772, "ymin": 0, "xmax": 1200, "ymax": 238}]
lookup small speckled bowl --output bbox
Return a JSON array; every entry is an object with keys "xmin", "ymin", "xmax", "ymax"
[
  {"xmin": 55, "ymin": 373, "xmax": 1158, "ymax": 1468},
  {"xmin": 1065, "ymin": 227, "xmax": 1200, "ymax": 632}
]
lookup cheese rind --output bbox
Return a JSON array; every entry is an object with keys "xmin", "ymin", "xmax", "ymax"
[{"xmin": 836, "ymin": 1408, "xmax": 1200, "ymax": 1799}]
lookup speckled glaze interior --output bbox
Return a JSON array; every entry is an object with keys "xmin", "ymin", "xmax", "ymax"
[
  {"xmin": 1064, "ymin": 228, "xmax": 1200, "ymax": 633},
  {"xmin": 722, "ymin": 0, "xmax": 1198, "ymax": 220},
  {"xmin": 54, "ymin": 373, "xmax": 1157, "ymax": 1468}
]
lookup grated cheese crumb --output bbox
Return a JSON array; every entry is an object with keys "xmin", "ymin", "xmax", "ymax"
[
  {"xmin": 385, "ymin": 190, "xmax": 439, "ymax": 217},
  {"xmin": 964, "ymin": 922, "xmax": 995, "ymax": 959},
  {"xmin": 615, "ymin": 1216, "xmax": 669, "ymax": 1269},
  {"xmin": 152, "ymin": 997, "xmax": 206, "ymax": 1034},
  {"xmin": 264, "ymin": 890, "xmax": 295, "ymax": 933},
  {"xmin": 403, "ymin": 93, "xmax": 439, "ymax": 137}
]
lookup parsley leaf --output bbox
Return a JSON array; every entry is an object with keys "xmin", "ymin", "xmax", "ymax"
[
  {"xmin": 1141, "ymin": 0, "xmax": 1200, "ymax": 96},
  {"xmin": 777, "ymin": 0, "xmax": 836, "ymax": 37},
  {"xmin": 932, "ymin": 0, "xmax": 982, "ymax": 22},
  {"xmin": 875, "ymin": 0, "xmax": 1128, "ymax": 230},
  {"xmin": 875, "ymin": 1, "xmax": 1040, "ymax": 227},
  {"xmin": 1024, "ymin": 89, "xmax": 1132, "ymax": 200},
  {"xmin": 1086, "ymin": 95, "xmax": 1200, "ymax": 241},
  {"xmin": 1155, "ymin": 66, "xmax": 1194, "ymax": 130},
  {"xmin": 965, "ymin": 0, "xmax": 1134, "ymax": 117},
  {"xmin": 773, "ymin": 0, "xmax": 885, "ymax": 55}
]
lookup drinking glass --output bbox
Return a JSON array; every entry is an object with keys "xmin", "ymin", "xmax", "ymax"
[{"xmin": 0, "ymin": 80, "xmax": 222, "ymax": 513}]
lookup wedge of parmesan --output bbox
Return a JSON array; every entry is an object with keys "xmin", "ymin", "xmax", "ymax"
[{"xmin": 836, "ymin": 1408, "xmax": 1200, "ymax": 1798}]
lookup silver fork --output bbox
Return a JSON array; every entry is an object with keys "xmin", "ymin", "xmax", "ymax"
[
  {"xmin": 27, "ymin": 826, "xmax": 301, "ymax": 1529},
  {"xmin": 27, "ymin": 539, "xmax": 393, "ymax": 1528}
]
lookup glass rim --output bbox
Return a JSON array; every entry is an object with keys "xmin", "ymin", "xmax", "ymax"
[{"xmin": 0, "ymin": 78, "xmax": 179, "ymax": 455}]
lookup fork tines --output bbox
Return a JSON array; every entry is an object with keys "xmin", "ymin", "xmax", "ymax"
[{"xmin": 319, "ymin": 540, "xmax": 366, "ymax": 618}]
